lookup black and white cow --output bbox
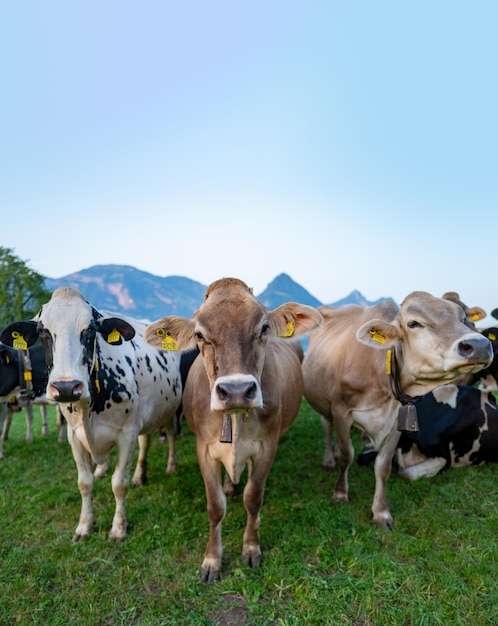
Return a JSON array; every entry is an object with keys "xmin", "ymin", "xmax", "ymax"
[
  {"xmin": 357, "ymin": 383, "xmax": 498, "ymax": 480},
  {"xmin": 395, "ymin": 384, "xmax": 498, "ymax": 480},
  {"xmin": 0, "ymin": 287, "xmax": 182, "ymax": 540},
  {"xmin": 454, "ymin": 305, "xmax": 498, "ymax": 390},
  {"xmin": 461, "ymin": 327, "xmax": 498, "ymax": 391},
  {"xmin": 0, "ymin": 343, "xmax": 63, "ymax": 456}
]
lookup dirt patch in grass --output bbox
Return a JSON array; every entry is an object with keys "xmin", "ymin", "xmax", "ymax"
[{"xmin": 212, "ymin": 594, "xmax": 248, "ymax": 625}]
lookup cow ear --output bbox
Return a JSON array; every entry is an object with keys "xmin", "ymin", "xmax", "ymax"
[
  {"xmin": 98, "ymin": 318, "xmax": 136, "ymax": 344},
  {"xmin": 356, "ymin": 319, "xmax": 398, "ymax": 349},
  {"xmin": 269, "ymin": 303, "xmax": 323, "ymax": 338},
  {"xmin": 0, "ymin": 321, "xmax": 39, "ymax": 349},
  {"xmin": 144, "ymin": 317, "xmax": 197, "ymax": 351},
  {"xmin": 467, "ymin": 307, "xmax": 487, "ymax": 325},
  {"xmin": 482, "ymin": 327, "xmax": 498, "ymax": 343},
  {"xmin": 491, "ymin": 308, "xmax": 498, "ymax": 321}
]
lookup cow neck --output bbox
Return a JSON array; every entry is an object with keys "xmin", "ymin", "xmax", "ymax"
[{"xmin": 387, "ymin": 345, "xmax": 420, "ymax": 433}]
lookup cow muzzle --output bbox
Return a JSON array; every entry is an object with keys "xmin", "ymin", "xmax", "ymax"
[
  {"xmin": 211, "ymin": 374, "xmax": 263, "ymax": 412},
  {"xmin": 49, "ymin": 380, "xmax": 85, "ymax": 403},
  {"xmin": 457, "ymin": 335, "xmax": 493, "ymax": 367}
]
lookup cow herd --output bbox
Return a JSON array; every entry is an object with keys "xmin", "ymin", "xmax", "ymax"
[{"xmin": 0, "ymin": 280, "xmax": 496, "ymax": 581}]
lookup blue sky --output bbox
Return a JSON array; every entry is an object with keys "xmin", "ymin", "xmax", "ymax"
[{"xmin": 1, "ymin": 1, "xmax": 497, "ymax": 320}]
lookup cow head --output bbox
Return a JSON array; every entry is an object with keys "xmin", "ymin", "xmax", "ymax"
[
  {"xmin": 144, "ymin": 277, "xmax": 322, "ymax": 413},
  {"xmin": 356, "ymin": 291, "xmax": 493, "ymax": 396},
  {"xmin": 0, "ymin": 287, "xmax": 135, "ymax": 404}
]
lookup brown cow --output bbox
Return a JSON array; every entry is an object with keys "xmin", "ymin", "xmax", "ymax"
[
  {"xmin": 144, "ymin": 277, "xmax": 322, "ymax": 582},
  {"xmin": 302, "ymin": 292, "xmax": 492, "ymax": 530}
]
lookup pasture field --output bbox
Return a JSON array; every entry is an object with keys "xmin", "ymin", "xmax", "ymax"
[{"xmin": 1, "ymin": 401, "xmax": 497, "ymax": 625}]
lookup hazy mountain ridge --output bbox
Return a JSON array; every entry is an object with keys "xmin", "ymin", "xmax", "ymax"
[{"xmin": 44, "ymin": 265, "xmax": 393, "ymax": 320}]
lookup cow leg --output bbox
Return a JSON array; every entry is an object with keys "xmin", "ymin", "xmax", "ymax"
[
  {"xmin": 56, "ymin": 408, "xmax": 67, "ymax": 443},
  {"xmin": 331, "ymin": 419, "xmax": 354, "ymax": 503},
  {"xmin": 163, "ymin": 423, "xmax": 177, "ymax": 475},
  {"xmin": 223, "ymin": 472, "xmax": 235, "ymax": 496},
  {"xmin": 321, "ymin": 416, "xmax": 336, "ymax": 471},
  {"xmin": 198, "ymin": 445, "xmax": 225, "ymax": 583},
  {"xmin": 40, "ymin": 405, "xmax": 49, "ymax": 436},
  {"xmin": 109, "ymin": 434, "xmax": 138, "ymax": 541},
  {"xmin": 94, "ymin": 460, "xmax": 109, "ymax": 480},
  {"xmin": 68, "ymin": 428, "xmax": 95, "ymax": 541},
  {"xmin": 370, "ymin": 431, "xmax": 399, "ymax": 529},
  {"xmin": 241, "ymin": 456, "xmax": 273, "ymax": 570},
  {"xmin": 1, "ymin": 405, "xmax": 13, "ymax": 442},
  {"xmin": 132, "ymin": 434, "xmax": 149, "ymax": 486},
  {"xmin": 398, "ymin": 456, "xmax": 447, "ymax": 481},
  {"xmin": 24, "ymin": 404, "xmax": 34, "ymax": 443},
  {"xmin": 0, "ymin": 403, "xmax": 7, "ymax": 459}
]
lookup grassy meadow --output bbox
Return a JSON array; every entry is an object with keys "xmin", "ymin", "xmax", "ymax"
[{"xmin": 0, "ymin": 401, "xmax": 497, "ymax": 625}]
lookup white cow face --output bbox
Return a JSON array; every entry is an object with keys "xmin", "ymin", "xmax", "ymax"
[{"xmin": 0, "ymin": 287, "xmax": 135, "ymax": 403}]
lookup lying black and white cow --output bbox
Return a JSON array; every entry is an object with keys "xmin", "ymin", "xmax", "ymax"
[
  {"xmin": 357, "ymin": 383, "xmax": 498, "ymax": 480},
  {"xmin": 0, "ymin": 287, "xmax": 182, "ymax": 540}
]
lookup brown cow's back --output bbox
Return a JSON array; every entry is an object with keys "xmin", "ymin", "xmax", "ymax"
[{"xmin": 304, "ymin": 301, "xmax": 397, "ymax": 418}]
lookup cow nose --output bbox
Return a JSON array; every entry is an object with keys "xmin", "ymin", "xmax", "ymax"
[
  {"xmin": 50, "ymin": 380, "xmax": 84, "ymax": 402},
  {"xmin": 216, "ymin": 380, "xmax": 259, "ymax": 409},
  {"xmin": 458, "ymin": 336, "xmax": 493, "ymax": 363}
]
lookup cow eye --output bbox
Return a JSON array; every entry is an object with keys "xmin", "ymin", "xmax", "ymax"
[
  {"xmin": 259, "ymin": 323, "xmax": 270, "ymax": 339},
  {"xmin": 81, "ymin": 325, "xmax": 97, "ymax": 342},
  {"xmin": 195, "ymin": 332, "xmax": 204, "ymax": 342},
  {"xmin": 407, "ymin": 320, "xmax": 422, "ymax": 329}
]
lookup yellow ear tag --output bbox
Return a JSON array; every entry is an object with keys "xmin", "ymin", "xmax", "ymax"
[
  {"xmin": 107, "ymin": 329, "xmax": 121, "ymax": 344},
  {"xmin": 161, "ymin": 334, "xmax": 179, "ymax": 351},
  {"xmin": 386, "ymin": 349, "xmax": 392, "ymax": 375},
  {"xmin": 369, "ymin": 329, "xmax": 386, "ymax": 345},
  {"xmin": 94, "ymin": 359, "xmax": 100, "ymax": 393},
  {"xmin": 488, "ymin": 332, "xmax": 496, "ymax": 341},
  {"xmin": 12, "ymin": 331, "xmax": 28, "ymax": 350},
  {"xmin": 24, "ymin": 371, "xmax": 32, "ymax": 382},
  {"xmin": 471, "ymin": 313, "xmax": 481, "ymax": 322},
  {"xmin": 279, "ymin": 321, "xmax": 295, "ymax": 338}
]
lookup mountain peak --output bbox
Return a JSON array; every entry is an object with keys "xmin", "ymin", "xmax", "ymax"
[
  {"xmin": 44, "ymin": 265, "xmax": 392, "ymax": 320},
  {"xmin": 258, "ymin": 273, "xmax": 322, "ymax": 309}
]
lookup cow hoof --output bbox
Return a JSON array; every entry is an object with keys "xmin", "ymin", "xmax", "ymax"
[
  {"xmin": 200, "ymin": 566, "xmax": 221, "ymax": 583},
  {"xmin": 242, "ymin": 545, "xmax": 262, "ymax": 569},
  {"xmin": 373, "ymin": 516, "xmax": 394, "ymax": 530},
  {"xmin": 332, "ymin": 492, "xmax": 349, "ymax": 503},
  {"xmin": 132, "ymin": 476, "xmax": 146, "ymax": 487},
  {"xmin": 166, "ymin": 462, "xmax": 177, "ymax": 475},
  {"xmin": 201, "ymin": 557, "xmax": 222, "ymax": 583},
  {"xmin": 72, "ymin": 532, "xmax": 90, "ymax": 542},
  {"xmin": 357, "ymin": 450, "xmax": 378, "ymax": 466}
]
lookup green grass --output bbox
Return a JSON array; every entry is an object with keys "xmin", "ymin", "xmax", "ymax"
[{"xmin": 1, "ymin": 401, "xmax": 497, "ymax": 625}]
